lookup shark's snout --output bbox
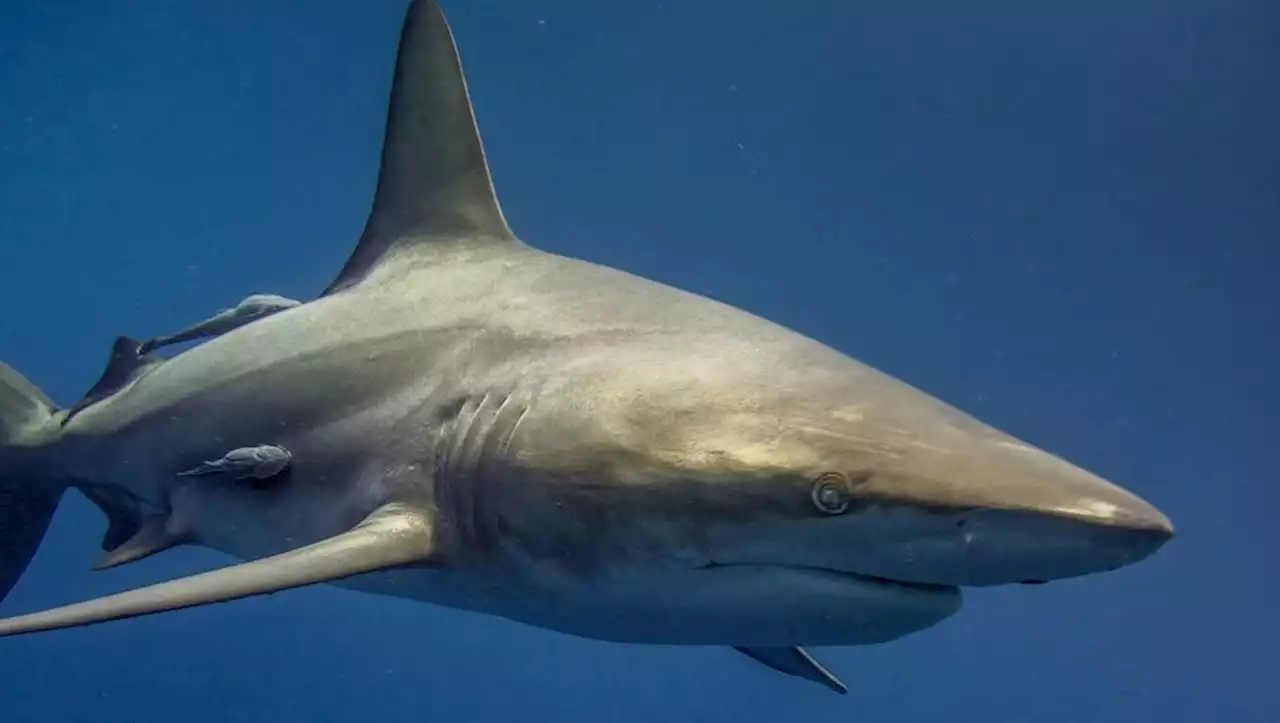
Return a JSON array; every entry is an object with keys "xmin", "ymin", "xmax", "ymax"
[
  {"xmin": 940, "ymin": 448, "xmax": 1174, "ymax": 586},
  {"xmin": 782, "ymin": 420, "xmax": 1176, "ymax": 589},
  {"xmin": 951, "ymin": 505, "xmax": 1173, "ymax": 586}
]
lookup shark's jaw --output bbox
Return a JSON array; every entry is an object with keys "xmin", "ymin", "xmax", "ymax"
[
  {"xmin": 703, "ymin": 562, "xmax": 958, "ymax": 594},
  {"xmin": 454, "ymin": 558, "xmax": 967, "ymax": 648},
  {"xmin": 674, "ymin": 563, "xmax": 964, "ymax": 646},
  {"xmin": 512, "ymin": 501, "xmax": 1167, "ymax": 648},
  {"xmin": 693, "ymin": 501, "xmax": 1174, "ymax": 593},
  {"xmin": 701, "ymin": 561, "xmax": 964, "ymax": 642}
]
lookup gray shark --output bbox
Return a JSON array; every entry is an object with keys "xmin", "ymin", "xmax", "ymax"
[{"xmin": 0, "ymin": 0, "xmax": 1173, "ymax": 695}]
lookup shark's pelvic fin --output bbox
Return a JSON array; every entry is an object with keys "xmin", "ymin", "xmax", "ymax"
[
  {"xmin": 78, "ymin": 485, "xmax": 144, "ymax": 554},
  {"xmin": 324, "ymin": 0, "xmax": 517, "ymax": 295},
  {"xmin": 61, "ymin": 337, "xmax": 162, "ymax": 427},
  {"xmin": 0, "ymin": 503, "xmax": 438, "ymax": 637},
  {"xmin": 138, "ymin": 294, "xmax": 301, "ymax": 354},
  {"xmin": 82, "ymin": 484, "xmax": 186, "ymax": 571},
  {"xmin": 92, "ymin": 516, "xmax": 187, "ymax": 571},
  {"xmin": 734, "ymin": 646, "xmax": 848, "ymax": 695},
  {"xmin": 176, "ymin": 444, "xmax": 292, "ymax": 481}
]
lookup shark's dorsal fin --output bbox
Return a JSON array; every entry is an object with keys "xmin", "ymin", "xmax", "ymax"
[
  {"xmin": 61, "ymin": 337, "xmax": 163, "ymax": 427},
  {"xmin": 0, "ymin": 504, "xmax": 438, "ymax": 637},
  {"xmin": 325, "ymin": 0, "xmax": 516, "ymax": 294}
]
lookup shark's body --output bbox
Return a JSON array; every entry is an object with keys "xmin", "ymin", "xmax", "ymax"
[
  {"xmin": 52, "ymin": 243, "xmax": 966, "ymax": 647},
  {"xmin": 0, "ymin": 0, "xmax": 1172, "ymax": 695}
]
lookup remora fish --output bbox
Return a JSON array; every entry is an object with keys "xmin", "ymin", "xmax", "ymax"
[{"xmin": 0, "ymin": 0, "xmax": 1173, "ymax": 694}]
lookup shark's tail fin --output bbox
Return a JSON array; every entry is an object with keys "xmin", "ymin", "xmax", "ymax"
[{"xmin": 0, "ymin": 362, "xmax": 63, "ymax": 606}]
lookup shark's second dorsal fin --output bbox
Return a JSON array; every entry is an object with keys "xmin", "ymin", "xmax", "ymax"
[
  {"xmin": 61, "ymin": 337, "xmax": 162, "ymax": 427},
  {"xmin": 325, "ymin": 0, "xmax": 517, "ymax": 294}
]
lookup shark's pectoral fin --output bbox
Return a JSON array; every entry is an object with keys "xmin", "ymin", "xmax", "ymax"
[
  {"xmin": 92, "ymin": 516, "xmax": 187, "ymax": 571},
  {"xmin": 176, "ymin": 444, "xmax": 292, "ymax": 481},
  {"xmin": 733, "ymin": 646, "xmax": 848, "ymax": 695},
  {"xmin": 0, "ymin": 503, "xmax": 438, "ymax": 638}
]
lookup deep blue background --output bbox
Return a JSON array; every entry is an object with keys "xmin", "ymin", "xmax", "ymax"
[{"xmin": 1, "ymin": 1, "xmax": 1275, "ymax": 721}]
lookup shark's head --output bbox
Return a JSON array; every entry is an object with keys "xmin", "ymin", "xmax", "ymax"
[{"xmin": 503, "ymin": 329, "xmax": 1173, "ymax": 618}]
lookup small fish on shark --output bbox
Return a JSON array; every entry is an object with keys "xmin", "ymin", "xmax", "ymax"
[
  {"xmin": 0, "ymin": 0, "xmax": 1174, "ymax": 696},
  {"xmin": 175, "ymin": 444, "xmax": 293, "ymax": 482},
  {"xmin": 137, "ymin": 294, "xmax": 301, "ymax": 355}
]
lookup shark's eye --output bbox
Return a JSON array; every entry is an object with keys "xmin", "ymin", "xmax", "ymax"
[{"xmin": 811, "ymin": 475, "xmax": 851, "ymax": 515}]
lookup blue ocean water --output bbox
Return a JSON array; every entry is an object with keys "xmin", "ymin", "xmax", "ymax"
[{"xmin": 0, "ymin": 1, "xmax": 1274, "ymax": 721}]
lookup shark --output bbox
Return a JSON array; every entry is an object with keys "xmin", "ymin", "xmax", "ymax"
[{"xmin": 0, "ymin": 0, "xmax": 1173, "ymax": 695}]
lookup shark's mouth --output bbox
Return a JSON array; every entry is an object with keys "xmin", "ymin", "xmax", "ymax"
[
  {"xmin": 829, "ymin": 570, "xmax": 958, "ymax": 593},
  {"xmin": 702, "ymin": 562, "xmax": 960, "ymax": 595},
  {"xmin": 689, "ymin": 562, "xmax": 964, "ymax": 644}
]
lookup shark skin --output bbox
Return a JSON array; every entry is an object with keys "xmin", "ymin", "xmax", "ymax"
[{"xmin": 0, "ymin": 0, "xmax": 1174, "ymax": 696}]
